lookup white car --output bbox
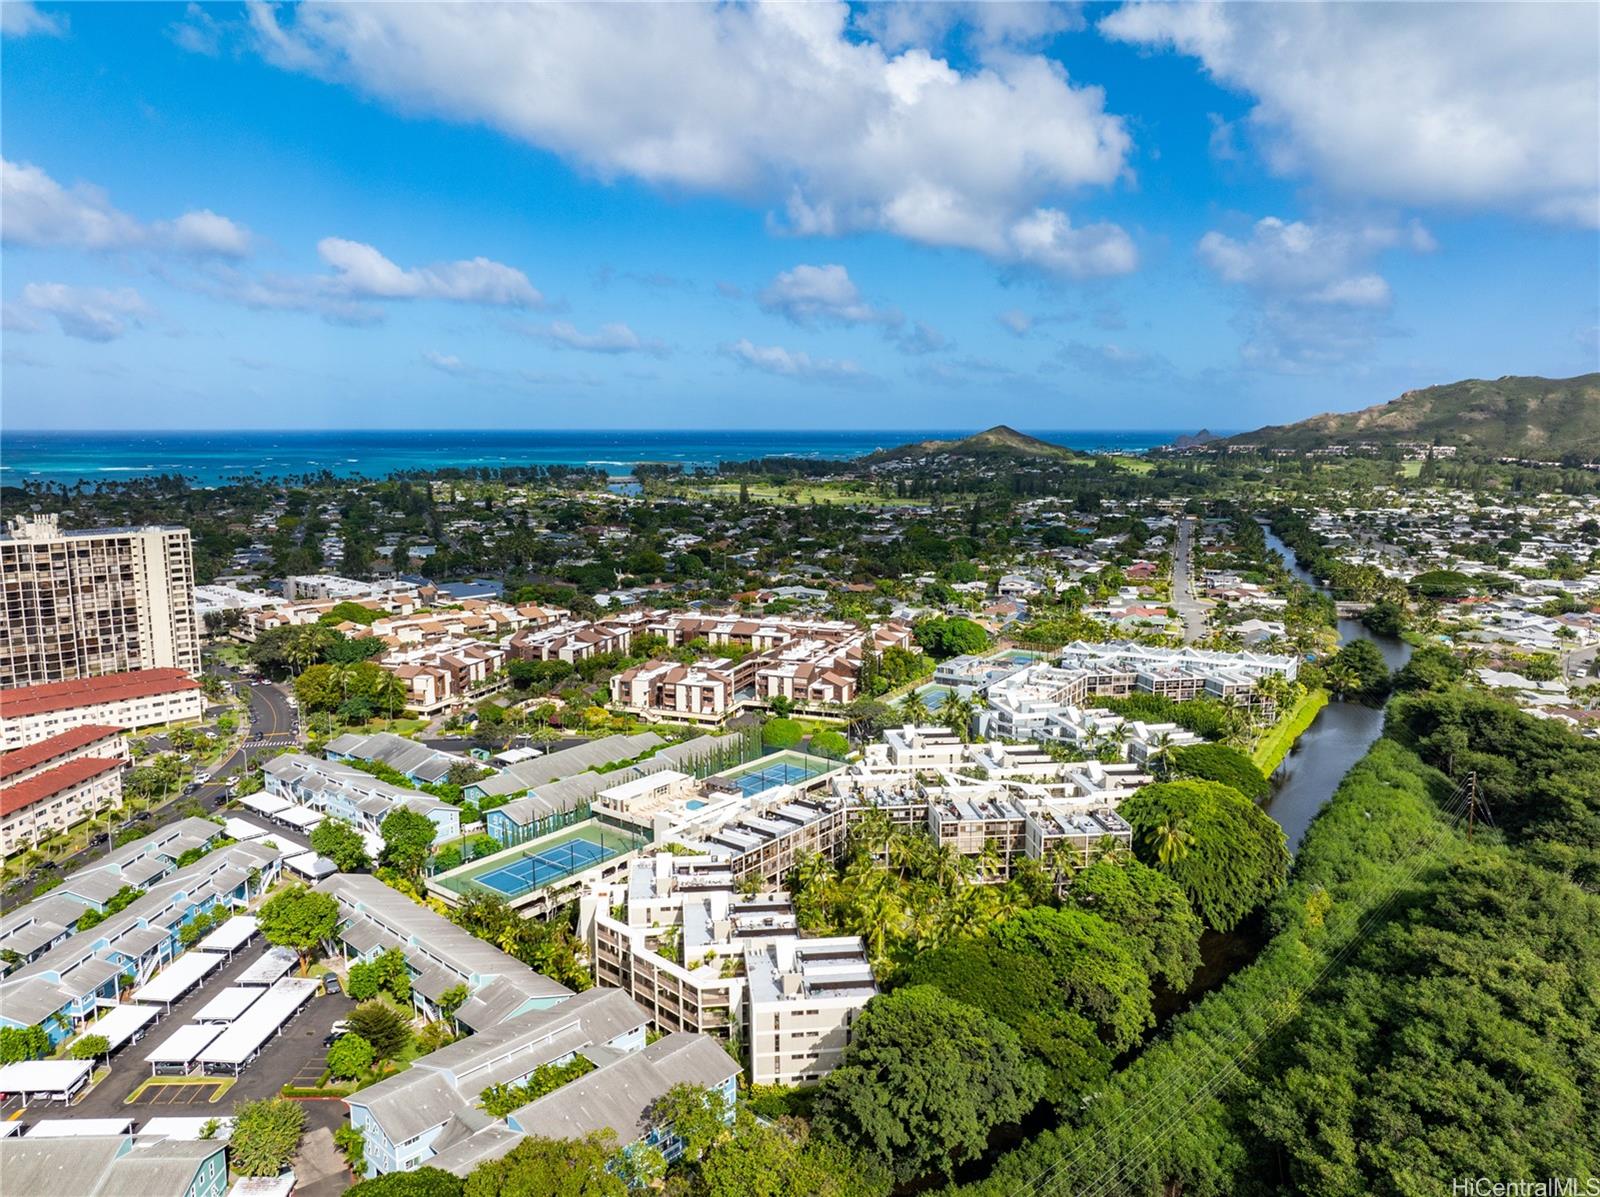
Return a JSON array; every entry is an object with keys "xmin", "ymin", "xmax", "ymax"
[{"xmin": 194, "ymin": 771, "xmax": 212, "ymax": 784}]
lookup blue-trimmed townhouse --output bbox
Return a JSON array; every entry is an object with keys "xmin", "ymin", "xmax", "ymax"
[
  {"xmin": 264, "ymin": 754, "xmax": 460, "ymax": 842},
  {"xmin": 0, "ymin": 838, "xmax": 281, "ymax": 1044},
  {"xmin": 345, "ymin": 986, "xmax": 645, "ymax": 1176}
]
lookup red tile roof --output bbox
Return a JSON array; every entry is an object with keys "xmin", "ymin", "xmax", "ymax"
[
  {"xmin": 0, "ymin": 670, "xmax": 199, "ymax": 720},
  {"xmin": 0, "ymin": 726, "xmax": 124, "ymax": 782},
  {"xmin": 0, "ymin": 755, "xmax": 123, "ymax": 818}
]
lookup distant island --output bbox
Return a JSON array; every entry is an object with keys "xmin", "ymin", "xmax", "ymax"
[
  {"xmin": 1222, "ymin": 373, "xmax": 1600, "ymax": 460},
  {"xmin": 1170, "ymin": 429, "xmax": 1218, "ymax": 449},
  {"xmin": 861, "ymin": 424, "xmax": 1078, "ymax": 463}
]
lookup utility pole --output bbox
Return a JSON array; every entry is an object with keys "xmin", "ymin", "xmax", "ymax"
[{"xmin": 1466, "ymin": 771, "xmax": 1479, "ymax": 841}]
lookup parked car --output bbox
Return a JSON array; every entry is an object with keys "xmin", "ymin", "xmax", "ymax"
[
  {"xmin": 323, "ymin": 1016, "xmax": 350, "ymax": 1043},
  {"xmin": 194, "ymin": 772, "xmax": 212, "ymax": 784}
]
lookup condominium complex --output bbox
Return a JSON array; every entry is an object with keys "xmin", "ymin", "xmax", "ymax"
[
  {"xmin": 0, "ymin": 670, "xmax": 205, "ymax": 752},
  {"xmin": 586, "ymin": 854, "xmax": 876, "ymax": 1085},
  {"xmin": 0, "ymin": 725, "xmax": 128, "ymax": 855},
  {"xmin": 0, "ymin": 515, "xmax": 200, "ymax": 688}
]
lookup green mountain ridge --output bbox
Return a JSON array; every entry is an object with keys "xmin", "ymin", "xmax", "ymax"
[
  {"xmin": 863, "ymin": 424, "xmax": 1077, "ymax": 463},
  {"xmin": 1225, "ymin": 373, "xmax": 1600, "ymax": 459}
]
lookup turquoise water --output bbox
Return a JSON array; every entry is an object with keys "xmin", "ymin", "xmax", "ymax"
[{"xmin": 1, "ymin": 428, "xmax": 1209, "ymax": 487}]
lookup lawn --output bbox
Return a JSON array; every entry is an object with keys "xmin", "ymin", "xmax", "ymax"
[
  {"xmin": 1107, "ymin": 455, "xmax": 1156, "ymax": 475},
  {"xmin": 1252, "ymin": 688, "xmax": 1329, "ymax": 776}
]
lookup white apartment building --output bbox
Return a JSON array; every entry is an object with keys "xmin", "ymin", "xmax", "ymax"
[
  {"xmin": 0, "ymin": 515, "xmax": 199, "ymax": 687},
  {"xmin": 0, "ymin": 726, "xmax": 128, "ymax": 856},
  {"xmin": 0, "ymin": 670, "xmax": 205, "ymax": 752},
  {"xmin": 586, "ymin": 854, "xmax": 876, "ymax": 1085}
]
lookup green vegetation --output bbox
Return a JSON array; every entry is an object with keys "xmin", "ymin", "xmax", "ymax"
[
  {"xmin": 953, "ymin": 688, "xmax": 1600, "ymax": 1197},
  {"xmin": 0, "ymin": 1025, "xmax": 49, "ymax": 1064},
  {"xmin": 479, "ymin": 1055, "xmax": 597, "ymax": 1117},
  {"xmin": 326, "ymin": 1032, "xmax": 375, "ymax": 1080},
  {"xmin": 1121, "ymin": 780, "xmax": 1289, "ymax": 931},
  {"xmin": 812, "ymin": 985, "xmax": 1043, "ymax": 1184},
  {"xmin": 346, "ymin": 947, "xmax": 412, "ymax": 1004},
  {"xmin": 446, "ymin": 893, "xmax": 590, "ymax": 991},
  {"xmin": 228, "ymin": 1098, "xmax": 306, "ymax": 1178},
  {"xmin": 380, "ymin": 807, "xmax": 437, "ymax": 878},
  {"xmin": 1169, "ymin": 742, "xmax": 1271, "ymax": 801},
  {"xmin": 257, "ymin": 884, "xmax": 340, "ymax": 974},
  {"xmin": 345, "ymin": 1001, "xmax": 414, "ymax": 1066},
  {"xmin": 462, "ymin": 1134, "xmax": 626, "ymax": 1197},
  {"xmin": 310, "ymin": 816, "xmax": 371, "ymax": 872},
  {"xmin": 1251, "ymin": 686, "xmax": 1329, "ymax": 773},
  {"xmin": 913, "ymin": 616, "xmax": 990, "ymax": 660},
  {"xmin": 1224, "ymin": 372, "xmax": 1600, "ymax": 460}
]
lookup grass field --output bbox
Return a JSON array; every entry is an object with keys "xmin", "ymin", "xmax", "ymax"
[
  {"xmin": 1108, "ymin": 455, "xmax": 1157, "ymax": 474},
  {"xmin": 1252, "ymin": 688, "xmax": 1330, "ymax": 775}
]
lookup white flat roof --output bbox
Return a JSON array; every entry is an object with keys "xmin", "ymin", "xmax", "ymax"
[
  {"xmin": 220, "ymin": 817, "xmax": 272, "ymax": 841},
  {"xmin": 27, "ymin": 1118, "xmax": 136, "ymax": 1138},
  {"xmin": 197, "ymin": 978, "xmax": 317, "ymax": 1066},
  {"xmin": 85, "ymin": 1003, "xmax": 161, "ymax": 1052},
  {"xmin": 277, "ymin": 807, "xmax": 324, "ymax": 830},
  {"xmin": 238, "ymin": 793, "xmax": 291, "ymax": 815},
  {"xmin": 234, "ymin": 947, "xmax": 297, "ymax": 987},
  {"xmin": 197, "ymin": 915, "xmax": 258, "ymax": 953},
  {"xmin": 0, "ymin": 1122, "xmax": 22, "ymax": 1138},
  {"xmin": 0, "ymin": 1060, "xmax": 92, "ymax": 1093},
  {"xmin": 130, "ymin": 951, "xmax": 225, "ymax": 1006},
  {"xmin": 193, "ymin": 986, "xmax": 261, "ymax": 1024},
  {"xmin": 138, "ymin": 1116, "xmax": 234, "ymax": 1141},
  {"xmin": 144, "ymin": 1023, "xmax": 223, "ymax": 1065}
]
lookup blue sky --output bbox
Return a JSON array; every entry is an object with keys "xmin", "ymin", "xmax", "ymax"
[{"xmin": 2, "ymin": 1, "xmax": 1596, "ymax": 431}]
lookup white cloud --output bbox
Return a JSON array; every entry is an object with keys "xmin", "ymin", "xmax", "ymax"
[
  {"xmin": 758, "ymin": 264, "xmax": 897, "ymax": 328},
  {"xmin": 998, "ymin": 309, "xmax": 1034, "ymax": 336},
  {"xmin": 1101, "ymin": 1, "xmax": 1599, "ymax": 227},
  {"xmin": 20, "ymin": 282, "xmax": 149, "ymax": 342},
  {"xmin": 158, "ymin": 209, "xmax": 253, "ymax": 258},
  {"xmin": 1196, "ymin": 215, "xmax": 1437, "ymax": 372},
  {"xmin": 316, "ymin": 237, "xmax": 540, "ymax": 306},
  {"xmin": 726, "ymin": 338, "xmax": 865, "ymax": 382},
  {"xmin": 1, "ymin": 2, "xmax": 64, "ymax": 37},
  {"xmin": 1197, "ymin": 216, "xmax": 1430, "ymax": 305},
  {"xmin": 167, "ymin": 3, "xmax": 223, "ymax": 55},
  {"xmin": 422, "ymin": 350, "xmax": 471, "ymax": 375},
  {"xmin": 1, "ymin": 158, "xmax": 253, "ymax": 257},
  {"xmin": 533, "ymin": 320, "xmax": 666, "ymax": 355},
  {"xmin": 247, "ymin": 1, "xmax": 1135, "ymax": 271},
  {"xmin": 1003, "ymin": 208, "xmax": 1138, "ymax": 277},
  {"xmin": 853, "ymin": 2, "xmax": 1082, "ymax": 55},
  {"xmin": 1059, "ymin": 340, "xmax": 1171, "ymax": 379}
]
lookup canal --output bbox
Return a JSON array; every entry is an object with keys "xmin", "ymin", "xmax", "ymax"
[{"xmin": 1258, "ymin": 525, "xmax": 1413, "ymax": 851}]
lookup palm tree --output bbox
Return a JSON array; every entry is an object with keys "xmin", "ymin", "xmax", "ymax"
[
  {"xmin": 900, "ymin": 692, "xmax": 930, "ymax": 725},
  {"xmin": 373, "ymin": 672, "xmax": 408, "ymax": 721},
  {"xmin": 852, "ymin": 881, "xmax": 906, "ymax": 964},
  {"xmin": 288, "ymin": 624, "xmax": 333, "ymax": 672},
  {"xmin": 941, "ymin": 695, "xmax": 975, "ymax": 742},
  {"xmin": 1146, "ymin": 730, "xmax": 1179, "ymax": 778},
  {"xmin": 1146, "ymin": 811, "xmax": 1196, "ymax": 867}
]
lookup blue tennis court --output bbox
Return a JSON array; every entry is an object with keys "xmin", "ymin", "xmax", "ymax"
[
  {"xmin": 722, "ymin": 752, "xmax": 831, "ymax": 797},
  {"xmin": 476, "ymin": 836, "xmax": 609, "ymax": 896}
]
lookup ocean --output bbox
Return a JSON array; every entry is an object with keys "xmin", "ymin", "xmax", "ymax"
[{"xmin": 0, "ymin": 429, "xmax": 1203, "ymax": 488}]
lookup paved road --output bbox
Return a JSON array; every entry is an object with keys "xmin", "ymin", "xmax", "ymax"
[{"xmin": 1172, "ymin": 517, "xmax": 1212, "ymax": 643}]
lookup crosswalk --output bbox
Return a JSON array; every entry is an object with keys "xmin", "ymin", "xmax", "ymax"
[{"xmin": 243, "ymin": 733, "xmax": 298, "ymax": 749}]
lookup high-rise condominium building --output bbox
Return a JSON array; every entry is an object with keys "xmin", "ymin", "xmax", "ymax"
[{"xmin": 0, "ymin": 514, "xmax": 200, "ymax": 688}]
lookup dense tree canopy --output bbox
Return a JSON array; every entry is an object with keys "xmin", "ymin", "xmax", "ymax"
[
  {"xmin": 1170, "ymin": 742, "xmax": 1271, "ymax": 802},
  {"xmin": 309, "ymin": 816, "xmax": 370, "ymax": 872},
  {"xmin": 812, "ymin": 984, "xmax": 1044, "ymax": 1184},
  {"xmin": 460, "ymin": 1134, "xmax": 626, "ymax": 1197},
  {"xmin": 1063, "ymin": 857, "xmax": 1205, "ymax": 992},
  {"xmin": 1121, "ymin": 779, "xmax": 1289, "ymax": 931}
]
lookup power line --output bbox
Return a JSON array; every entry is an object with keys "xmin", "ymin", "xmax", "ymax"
[{"xmin": 1007, "ymin": 777, "xmax": 1472, "ymax": 1197}]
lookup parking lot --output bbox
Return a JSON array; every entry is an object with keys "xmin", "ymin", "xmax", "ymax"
[
  {"xmin": 129, "ymin": 1079, "xmax": 230, "ymax": 1106},
  {"xmin": 30, "ymin": 947, "xmax": 355, "ymax": 1121}
]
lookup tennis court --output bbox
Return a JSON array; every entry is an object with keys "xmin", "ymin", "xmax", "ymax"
[
  {"xmin": 476, "ymin": 836, "xmax": 608, "ymax": 895},
  {"xmin": 720, "ymin": 751, "xmax": 833, "ymax": 797}
]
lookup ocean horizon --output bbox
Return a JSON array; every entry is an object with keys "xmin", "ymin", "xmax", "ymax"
[{"xmin": 0, "ymin": 428, "xmax": 1222, "ymax": 488}]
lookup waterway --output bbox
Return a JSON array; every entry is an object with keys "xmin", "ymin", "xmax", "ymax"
[{"xmin": 1258, "ymin": 525, "xmax": 1413, "ymax": 851}]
